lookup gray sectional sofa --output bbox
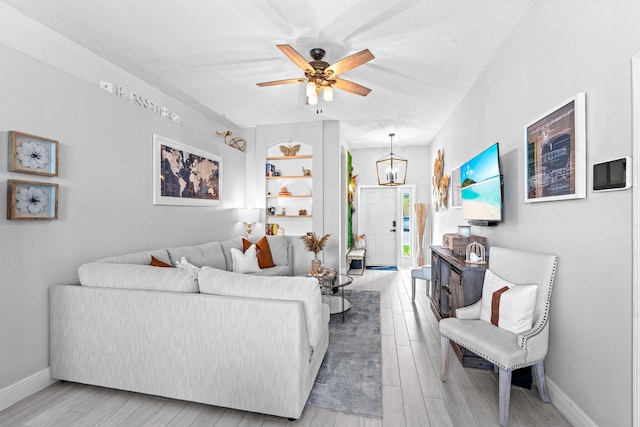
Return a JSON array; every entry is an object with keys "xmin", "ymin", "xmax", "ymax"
[{"xmin": 49, "ymin": 236, "xmax": 329, "ymax": 419}]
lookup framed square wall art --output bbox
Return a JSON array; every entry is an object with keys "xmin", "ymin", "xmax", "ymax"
[
  {"xmin": 8, "ymin": 131, "xmax": 58, "ymax": 176},
  {"xmin": 153, "ymin": 134, "xmax": 221, "ymax": 206},
  {"xmin": 7, "ymin": 180, "xmax": 58, "ymax": 220},
  {"xmin": 524, "ymin": 93, "xmax": 586, "ymax": 203}
]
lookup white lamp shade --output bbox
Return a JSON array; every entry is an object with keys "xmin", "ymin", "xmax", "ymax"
[
  {"xmin": 306, "ymin": 81, "xmax": 316, "ymax": 97},
  {"xmin": 307, "ymin": 93, "xmax": 318, "ymax": 105},
  {"xmin": 323, "ymin": 86, "xmax": 333, "ymax": 102},
  {"xmin": 238, "ymin": 208, "xmax": 260, "ymax": 223}
]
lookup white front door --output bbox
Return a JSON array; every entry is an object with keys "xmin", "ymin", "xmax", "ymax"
[{"xmin": 360, "ymin": 187, "xmax": 397, "ymax": 266}]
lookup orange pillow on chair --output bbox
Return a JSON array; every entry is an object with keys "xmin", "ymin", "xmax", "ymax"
[{"xmin": 242, "ymin": 237, "xmax": 276, "ymax": 269}]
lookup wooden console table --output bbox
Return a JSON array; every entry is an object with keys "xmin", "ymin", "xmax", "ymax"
[{"xmin": 430, "ymin": 245, "xmax": 492, "ymax": 369}]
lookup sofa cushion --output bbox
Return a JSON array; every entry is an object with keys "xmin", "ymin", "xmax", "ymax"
[
  {"xmin": 166, "ymin": 241, "xmax": 226, "ymax": 270},
  {"xmin": 262, "ymin": 236, "xmax": 288, "ymax": 266},
  {"xmin": 242, "ymin": 237, "xmax": 275, "ymax": 268},
  {"xmin": 231, "ymin": 245, "xmax": 261, "ymax": 274},
  {"xmin": 79, "ymin": 263, "xmax": 199, "ymax": 293},
  {"xmin": 220, "ymin": 238, "xmax": 244, "ymax": 271},
  {"xmin": 248, "ymin": 265, "xmax": 291, "ymax": 276},
  {"xmin": 98, "ymin": 249, "xmax": 171, "ymax": 266},
  {"xmin": 198, "ymin": 267, "xmax": 326, "ymax": 347}
]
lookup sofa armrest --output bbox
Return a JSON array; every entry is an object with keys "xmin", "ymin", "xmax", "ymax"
[{"xmin": 455, "ymin": 300, "xmax": 481, "ymax": 319}]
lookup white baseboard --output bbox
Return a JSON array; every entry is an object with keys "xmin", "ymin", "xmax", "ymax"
[
  {"xmin": 547, "ymin": 376, "xmax": 598, "ymax": 427},
  {"xmin": 0, "ymin": 368, "xmax": 57, "ymax": 411}
]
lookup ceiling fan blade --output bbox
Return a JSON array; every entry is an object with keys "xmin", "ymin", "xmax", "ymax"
[
  {"xmin": 332, "ymin": 79, "xmax": 372, "ymax": 96},
  {"xmin": 256, "ymin": 78, "xmax": 306, "ymax": 87},
  {"xmin": 325, "ymin": 49, "xmax": 375, "ymax": 76},
  {"xmin": 277, "ymin": 44, "xmax": 314, "ymax": 73}
]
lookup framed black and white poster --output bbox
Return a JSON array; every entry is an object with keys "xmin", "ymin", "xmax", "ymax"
[{"xmin": 524, "ymin": 93, "xmax": 586, "ymax": 203}]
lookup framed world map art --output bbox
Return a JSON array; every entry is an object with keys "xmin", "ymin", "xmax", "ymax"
[{"xmin": 152, "ymin": 134, "xmax": 221, "ymax": 206}]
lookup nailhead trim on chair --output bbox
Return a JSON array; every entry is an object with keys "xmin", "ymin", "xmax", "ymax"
[
  {"xmin": 441, "ymin": 254, "xmax": 558, "ymax": 371},
  {"xmin": 441, "ymin": 332, "xmax": 545, "ymax": 371},
  {"xmin": 518, "ymin": 256, "xmax": 558, "ymax": 348}
]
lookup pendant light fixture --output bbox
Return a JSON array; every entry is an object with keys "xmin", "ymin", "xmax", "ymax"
[{"xmin": 376, "ymin": 133, "xmax": 408, "ymax": 186}]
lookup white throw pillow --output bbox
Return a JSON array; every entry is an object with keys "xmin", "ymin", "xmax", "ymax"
[
  {"xmin": 231, "ymin": 244, "xmax": 261, "ymax": 273},
  {"xmin": 175, "ymin": 256, "xmax": 200, "ymax": 274},
  {"xmin": 479, "ymin": 269, "xmax": 538, "ymax": 334}
]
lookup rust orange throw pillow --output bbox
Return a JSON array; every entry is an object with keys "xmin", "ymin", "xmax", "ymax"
[
  {"xmin": 242, "ymin": 237, "xmax": 275, "ymax": 269},
  {"xmin": 150, "ymin": 255, "xmax": 172, "ymax": 268}
]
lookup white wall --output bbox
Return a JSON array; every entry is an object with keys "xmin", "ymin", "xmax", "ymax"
[
  {"xmin": 0, "ymin": 8, "xmax": 247, "ymax": 392},
  {"xmin": 430, "ymin": 1, "xmax": 639, "ymax": 425}
]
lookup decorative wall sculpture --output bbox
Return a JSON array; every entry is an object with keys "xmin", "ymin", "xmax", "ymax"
[{"xmin": 432, "ymin": 149, "xmax": 449, "ymax": 211}]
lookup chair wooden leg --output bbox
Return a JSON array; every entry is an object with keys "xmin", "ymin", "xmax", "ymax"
[
  {"xmin": 533, "ymin": 361, "xmax": 551, "ymax": 403},
  {"xmin": 498, "ymin": 368, "xmax": 512, "ymax": 427},
  {"xmin": 411, "ymin": 277, "xmax": 416, "ymax": 302},
  {"xmin": 440, "ymin": 336, "xmax": 449, "ymax": 381}
]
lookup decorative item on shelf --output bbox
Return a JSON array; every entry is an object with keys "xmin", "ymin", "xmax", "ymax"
[
  {"xmin": 281, "ymin": 208, "xmax": 286, "ymax": 216},
  {"xmin": 376, "ymin": 133, "xmax": 407, "ymax": 186},
  {"xmin": 265, "ymin": 163, "xmax": 276, "ymax": 177},
  {"xmin": 457, "ymin": 225, "xmax": 471, "ymax": 237},
  {"xmin": 443, "ymin": 233, "xmax": 488, "ymax": 257},
  {"xmin": 215, "ymin": 130, "xmax": 246, "ymax": 152},
  {"xmin": 465, "ymin": 241, "xmax": 487, "ymax": 264},
  {"xmin": 432, "ymin": 149, "xmax": 450, "ymax": 211},
  {"xmin": 279, "ymin": 186, "xmax": 291, "ymax": 196},
  {"xmin": 300, "ymin": 232, "xmax": 331, "ymax": 274},
  {"xmin": 299, "ymin": 209, "xmax": 307, "ymax": 216},
  {"xmin": 238, "ymin": 208, "xmax": 260, "ymax": 237},
  {"xmin": 277, "ymin": 228, "xmax": 285, "ymax": 236},
  {"xmin": 414, "ymin": 202, "xmax": 428, "ymax": 265},
  {"xmin": 266, "ymin": 223, "xmax": 279, "ymax": 235},
  {"xmin": 302, "ymin": 166, "xmax": 312, "ymax": 176},
  {"xmin": 268, "ymin": 206, "xmax": 276, "ymax": 215},
  {"xmin": 280, "ymin": 144, "xmax": 300, "ymax": 157}
]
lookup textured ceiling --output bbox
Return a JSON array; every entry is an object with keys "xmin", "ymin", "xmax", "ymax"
[{"xmin": 2, "ymin": 0, "xmax": 533, "ymax": 148}]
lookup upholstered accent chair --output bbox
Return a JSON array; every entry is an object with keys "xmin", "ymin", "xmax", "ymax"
[
  {"xmin": 439, "ymin": 247, "xmax": 558, "ymax": 427},
  {"xmin": 410, "ymin": 265, "xmax": 431, "ymax": 302}
]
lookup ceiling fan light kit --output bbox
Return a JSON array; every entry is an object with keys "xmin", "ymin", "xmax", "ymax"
[
  {"xmin": 257, "ymin": 44, "xmax": 374, "ymax": 106},
  {"xmin": 376, "ymin": 133, "xmax": 408, "ymax": 186}
]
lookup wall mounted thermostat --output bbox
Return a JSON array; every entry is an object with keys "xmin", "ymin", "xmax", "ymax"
[{"xmin": 592, "ymin": 156, "xmax": 632, "ymax": 192}]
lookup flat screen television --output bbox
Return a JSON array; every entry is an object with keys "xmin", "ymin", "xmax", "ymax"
[{"xmin": 460, "ymin": 143, "xmax": 503, "ymax": 226}]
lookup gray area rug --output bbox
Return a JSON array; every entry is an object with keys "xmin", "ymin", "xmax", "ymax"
[{"xmin": 306, "ymin": 290, "xmax": 382, "ymax": 418}]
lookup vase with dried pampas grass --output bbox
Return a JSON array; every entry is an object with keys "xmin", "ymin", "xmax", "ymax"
[
  {"xmin": 414, "ymin": 203, "xmax": 428, "ymax": 265},
  {"xmin": 300, "ymin": 232, "xmax": 331, "ymax": 273}
]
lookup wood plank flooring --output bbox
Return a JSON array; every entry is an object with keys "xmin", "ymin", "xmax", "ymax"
[{"xmin": 0, "ymin": 269, "xmax": 571, "ymax": 426}]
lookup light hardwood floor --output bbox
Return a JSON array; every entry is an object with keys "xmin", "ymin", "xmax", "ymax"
[{"xmin": 0, "ymin": 268, "xmax": 571, "ymax": 427}]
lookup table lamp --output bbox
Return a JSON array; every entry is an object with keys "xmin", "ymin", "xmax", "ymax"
[{"xmin": 238, "ymin": 208, "xmax": 260, "ymax": 237}]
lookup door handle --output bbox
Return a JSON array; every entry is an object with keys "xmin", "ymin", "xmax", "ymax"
[{"xmin": 390, "ymin": 229, "xmax": 396, "ymax": 232}]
